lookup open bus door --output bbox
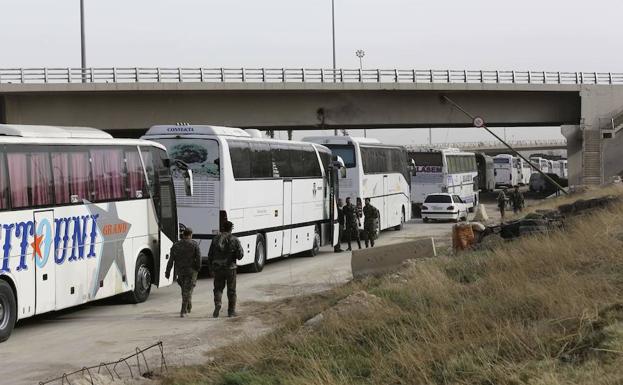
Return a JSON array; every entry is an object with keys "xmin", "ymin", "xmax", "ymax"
[{"xmin": 329, "ymin": 156, "xmax": 345, "ymax": 246}]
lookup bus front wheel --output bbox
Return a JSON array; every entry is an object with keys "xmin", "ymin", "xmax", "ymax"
[
  {"xmin": 249, "ymin": 235, "xmax": 266, "ymax": 273},
  {"xmin": 127, "ymin": 252, "xmax": 152, "ymax": 304},
  {"xmin": 0, "ymin": 280, "xmax": 17, "ymax": 343},
  {"xmin": 394, "ymin": 208, "xmax": 405, "ymax": 231}
]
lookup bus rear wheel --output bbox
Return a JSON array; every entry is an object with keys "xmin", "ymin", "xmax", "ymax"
[
  {"xmin": 249, "ymin": 234, "xmax": 266, "ymax": 273},
  {"xmin": 127, "ymin": 252, "xmax": 152, "ymax": 304},
  {"xmin": 394, "ymin": 208, "xmax": 405, "ymax": 231},
  {"xmin": 0, "ymin": 280, "xmax": 17, "ymax": 343}
]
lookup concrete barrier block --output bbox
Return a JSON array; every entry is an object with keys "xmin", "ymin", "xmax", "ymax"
[{"xmin": 351, "ymin": 238, "xmax": 437, "ymax": 279}]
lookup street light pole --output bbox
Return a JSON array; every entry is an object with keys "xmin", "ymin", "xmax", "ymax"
[
  {"xmin": 80, "ymin": 0, "xmax": 87, "ymax": 81},
  {"xmin": 355, "ymin": 49, "xmax": 365, "ymax": 70},
  {"xmin": 331, "ymin": 0, "xmax": 336, "ymax": 75},
  {"xmin": 331, "ymin": 0, "xmax": 337, "ymax": 135}
]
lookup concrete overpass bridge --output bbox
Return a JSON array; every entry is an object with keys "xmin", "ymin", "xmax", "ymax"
[
  {"xmin": 409, "ymin": 139, "xmax": 568, "ymax": 155},
  {"xmin": 1, "ymin": 67, "xmax": 623, "ymax": 186}
]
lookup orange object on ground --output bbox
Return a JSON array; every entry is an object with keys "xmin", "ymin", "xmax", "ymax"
[{"xmin": 452, "ymin": 223, "xmax": 475, "ymax": 251}]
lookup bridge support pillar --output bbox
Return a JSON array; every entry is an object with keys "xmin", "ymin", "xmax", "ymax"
[{"xmin": 562, "ymin": 125, "xmax": 582, "ymax": 187}]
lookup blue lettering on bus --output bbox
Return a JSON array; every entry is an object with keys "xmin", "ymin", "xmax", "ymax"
[
  {"xmin": 87, "ymin": 214, "xmax": 99, "ymax": 258},
  {"xmin": 54, "ymin": 217, "xmax": 72, "ymax": 265},
  {"xmin": 0, "ymin": 211, "xmax": 131, "ymax": 273},
  {"xmin": 0, "ymin": 224, "xmax": 13, "ymax": 273},
  {"xmin": 15, "ymin": 221, "xmax": 34, "ymax": 271},
  {"xmin": 69, "ymin": 216, "xmax": 90, "ymax": 261}
]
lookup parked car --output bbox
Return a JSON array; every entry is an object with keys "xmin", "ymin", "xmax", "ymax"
[{"xmin": 421, "ymin": 193, "xmax": 469, "ymax": 223}]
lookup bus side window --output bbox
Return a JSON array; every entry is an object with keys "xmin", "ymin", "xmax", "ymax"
[{"xmin": 0, "ymin": 152, "xmax": 9, "ymax": 210}]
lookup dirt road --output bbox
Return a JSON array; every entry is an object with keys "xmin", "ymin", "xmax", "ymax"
[{"xmin": 0, "ymin": 218, "xmax": 470, "ymax": 385}]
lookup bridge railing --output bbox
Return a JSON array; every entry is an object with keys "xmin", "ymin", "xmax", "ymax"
[
  {"xmin": 1, "ymin": 68, "xmax": 622, "ymax": 85},
  {"xmin": 407, "ymin": 139, "xmax": 568, "ymax": 151}
]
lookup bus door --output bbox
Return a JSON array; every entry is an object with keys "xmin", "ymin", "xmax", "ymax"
[
  {"xmin": 33, "ymin": 210, "xmax": 55, "ymax": 314},
  {"xmin": 282, "ymin": 180, "xmax": 292, "ymax": 255}
]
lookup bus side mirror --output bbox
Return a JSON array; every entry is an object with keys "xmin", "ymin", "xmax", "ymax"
[
  {"xmin": 184, "ymin": 169, "xmax": 194, "ymax": 196},
  {"xmin": 175, "ymin": 160, "xmax": 194, "ymax": 196},
  {"xmin": 332, "ymin": 155, "xmax": 347, "ymax": 178}
]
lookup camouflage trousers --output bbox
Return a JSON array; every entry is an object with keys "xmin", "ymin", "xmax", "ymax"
[
  {"xmin": 177, "ymin": 272, "xmax": 198, "ymax": 315},
  {"xmin": 213, "ymin": 268, "xmax": 237, "ymax": 313}
]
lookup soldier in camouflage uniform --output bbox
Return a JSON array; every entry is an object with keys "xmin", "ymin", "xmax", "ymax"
[
  {"xmin": 165, "ymin": 227, "xmax": 201, "ymax": 318},
  {"xmin": 342, "ymin": 197, "xmax": 361, "ymax": 251},
  {"xmin": 362, "ymin": 198, "xmax": 380, "ymax": 248},
  {"xmin": 207, "ymin": 220, "xmax": 244, "ymax": 318}
]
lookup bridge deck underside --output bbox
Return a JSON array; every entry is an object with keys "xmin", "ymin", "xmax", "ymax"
[{"xmin": 1, "ymin": 89, "xmax": 581, "ymax": 131}]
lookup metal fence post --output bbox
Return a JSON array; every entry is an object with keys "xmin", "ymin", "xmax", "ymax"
[
  {"xmin": 609, "ymin": 72, "xmax": 613, "ymax": 84},
  {"xmin": 446, "ymin": 69, "xmax": 450, "ymax": 83},
  {"xmin": 44, "ymin": 68, "xmax": 48, "ymax": 83},
  {"xmin": 177, "ymin": 67, "xmax": 182, "ymax": 82},
  {"xmin": 496, "ymin": 70, "xmax": 499, "ymax": 83},
  {"xmin": 241, "ymin": 68, "xmax": 246, "ymax": 82},
  {"xmin": 512, "ymin": 70, "xmax": 515, "ymax": 83},
  {"xmin": 377, "ymin": 69, "xmax": 381, "ymax": 82},
  {"xmin": 557, "ymin": 72, "xmax": 561, "ymax": 83},
  {"xmin": 220, "ymin": 68, "xmax": 225, "ymax": 82},
  {"xmin": 113, "ymin": 68, "xmax": 117, "ymax": 83},
  {"xmin": 395, "ymin": 69, "xmax": 399, "ymax": 83},
  {"xmin": 575, "ymin": 72, "xmax": 579, "ymax": 83},
  {"xmin": 200, "ymin": 68, "xmax": 205, "ymax": 82},
  {"xmin": 340, "ymin": 69, "xmax": 344, "ymax": 82},
  {"xmin": 262, "ymin": 68, "xmax": 266, "ymax": 82},
  {"xmin": 282, "ymin": 68, "xmax": 286, "ymax": 82},
  {"xmin": 301, "ymin": 68, "xmax": 305, "ymax": 82},
  {"xmin": 89, "ymin": 68, "xmax": 93, "ymax": 82},
  {"xmin": 359, "ymin": 68, "xmax": 362, "ymax": 82},
  {"xmin": 66, "ymin": 68, "xmax": 70, "ymax": 83},
  {"xmin": 430, "ymin": 70, "xmax": 434, "ymax": 83},
  {"xmin": 580, "ymin": 72, "xmax": 584, "ymax": 84},
  {"xmin": 479, "ymin": 70, "xmax": 483, "ymax": 83},
  {"xmin": 464, "ymin": 70, "xmax": 467, "ymax": 83},
  {"xmin": 542, "ymin": 71, "xmax": 546, "ymax": 84},
  {"xmin": 321, "ymin": 69, "xmax": 325, "ymax": 83},
  {"xmin": 157, "ymin": 68, "xmax": 161, "ymax": 82},
  {"xmin": 412, "ymin": 69, "xmax": 416, "ymax": 83}
]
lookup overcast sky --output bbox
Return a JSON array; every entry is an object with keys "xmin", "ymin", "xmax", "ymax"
[{"xmin": 3, "ymin": 0, "xmax": 621, "ymax": 144}]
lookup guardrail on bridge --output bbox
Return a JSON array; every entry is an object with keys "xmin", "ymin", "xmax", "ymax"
[{"xmin": 0, "ymin": 68, "xmax": 622, "ymax": 85}]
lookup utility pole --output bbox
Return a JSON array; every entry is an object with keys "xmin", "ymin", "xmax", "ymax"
[
  {"xmin": 331, "ymin": 0, "xmax": 337, "ymax": 135},
  {"xmin": 331, "ymin": 0, "xmax": 336, "ymax": 77},
  {"xmin": 80, "ymin": 0, "xmax": 87, "ymax": 82}
]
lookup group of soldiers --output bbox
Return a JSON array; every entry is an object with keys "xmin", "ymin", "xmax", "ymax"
[
  {"xmin": 166, "ymin": 198, "xmax": 382, "ymax": 317},
  {"xmin": 165, "ymin": 221, "xmax": 243, "ymax": 318},
  {"xmin": 334, "ymin": 197, "xmax": 380, "ymax": 252},
  {"xmin": 496, "ymin": 185, "xmax": 525, "ymax": 221}
]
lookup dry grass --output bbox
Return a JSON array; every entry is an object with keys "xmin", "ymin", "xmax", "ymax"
[{"xmin": 164, "ymin": 189, "xmax": 623, "ymax": 385}]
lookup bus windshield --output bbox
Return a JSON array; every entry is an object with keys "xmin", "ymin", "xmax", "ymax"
[
  {"xmin": 156, "ymin": 138, "xmax": 220, "ymax": 179},
  {"xmin": 325, "ymin": 144, "xmax": 356, "ymax": 168}
]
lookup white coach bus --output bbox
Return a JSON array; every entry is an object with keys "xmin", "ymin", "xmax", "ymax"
[
  {"xmin": 0, "ymin": 124, "xmax": 182, "ymax": 342},
  {"xmin": 409, "ymin": 149, "xmax": 479, "ymax": 214},
  {"xmin": 143, "ymin": 125, "xmax": 338, "ymax": 274},
  {"xmin": 494, "ymin": 154, "xmax": 519, "ymax": 188},
  {"xmin": 303, "ymin": 136, "xmax": 411, "ymax": 233}
]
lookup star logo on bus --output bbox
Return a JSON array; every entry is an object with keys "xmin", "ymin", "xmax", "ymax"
[
  {"xmin": 31, "ymin": 234, "xmax": 44, "ymax": 260},
  {"xmin": 84, "ymin": 200, "xmax": 132, "ymax": 298}
]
